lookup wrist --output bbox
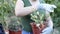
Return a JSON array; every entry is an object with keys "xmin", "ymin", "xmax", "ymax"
[{"xmin": 32, "ymin": 5, "xmax": 38, "ymax": 11}]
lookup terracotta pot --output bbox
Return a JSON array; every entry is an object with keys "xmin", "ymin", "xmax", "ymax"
[
  {"xmin": 30, "ymin": 22, "xmax": 41, "ymax": 34},
  {"xmin": 30, "ymin": 22, "xmax": 46, "ymax": 34},
  {"xmin": 39, "ymin": 23, "xmax": 46, "ymax": 31},
  {"xmin": 9, "ymin": 30, "xmax": 22, "ymax": 34}
]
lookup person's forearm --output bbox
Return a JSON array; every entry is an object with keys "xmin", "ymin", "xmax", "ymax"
[
  {"xmin": 47, "ymin": 16, "xmax": 53, "ymax": 27},
  {"xmin": 45, "ymin": 12, "xmax": 53, "ymax": 28},
  {"xmin": 15, "ymin": 5, "xmax": 37, "ymax": 17}
]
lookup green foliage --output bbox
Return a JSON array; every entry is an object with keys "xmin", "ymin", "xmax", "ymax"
[
  {"xmin": 31, "ymin": 10, "xmax": 45, "ymax": 24},
  {"xmin": 0, "ymin": 0, "xmax": 60, "ymax": 30},
  {"xmin": 31, "ymin": 0, "xmax": 45, "ymax": 24},
  {"xmin": 8, "ymin": 17, "xmax": 21, "ymax": 31},
  {"xmin": 0, "ymin": 0, "xmax": 16, "ymax": 30},
  {"xmin": 45, "ymin": 0, "xmax": 60, "ymax": 27}
]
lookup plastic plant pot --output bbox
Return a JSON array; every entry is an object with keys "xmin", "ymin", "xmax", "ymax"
[{"xmin": 9, "ymin": 30, "xmax": 22, "ymax": 34}]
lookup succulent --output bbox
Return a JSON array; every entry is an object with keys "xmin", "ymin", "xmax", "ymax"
[
  {"xmin": 8, "ymin": 16, "xmax": 22, "ymax": 31},
  {"xmin": 31, "ymin": 10, "xmax": 45, "ymax": 24}
]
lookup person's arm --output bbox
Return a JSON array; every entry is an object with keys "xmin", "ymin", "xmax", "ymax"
[
  {"xmin": 45, "ymin": 12, "xmax": 53, "ymax": 28},
  {"xmin": 42, "ymin": 12, "xmax": 53, "ymax": 34},
  {"xmin": 15, "ymin": 0, "xmax": 37, "ymax": 16}
]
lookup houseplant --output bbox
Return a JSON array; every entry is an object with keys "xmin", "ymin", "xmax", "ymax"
[
  {"xmin": 30, "ymin": 9, "xmax": 46, "ymax": 34},
  {"xmin": 8, "ymin": 16, "xmax": 22, "ymax": 34}
]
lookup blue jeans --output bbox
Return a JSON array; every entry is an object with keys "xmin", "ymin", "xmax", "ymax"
[{"xmin": 22, "ymin": 30, "xmax": 33, "ymax": 34}]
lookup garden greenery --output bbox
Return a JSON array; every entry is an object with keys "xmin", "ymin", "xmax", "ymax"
[{"xmin": 0, "ymin": 0, "xmax": 60, "ymax": 30}]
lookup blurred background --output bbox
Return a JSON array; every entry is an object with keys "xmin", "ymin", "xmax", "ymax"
[{"xmin": 0, "ymin": 0, "xmax": 60, "ymax": 34}]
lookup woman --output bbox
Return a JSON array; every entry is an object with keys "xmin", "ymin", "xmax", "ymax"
[{"xmin": 15, "ymin": 0, "xmax": 56, "ymax": 34}]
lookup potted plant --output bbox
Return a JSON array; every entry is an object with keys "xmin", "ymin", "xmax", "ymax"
[
  {"xmin": 30, "ymin": 9, "xmax": 46, "ymax": 34},
  {"xmin": 8, "ymin": 17, "xmax": 22, "ymax": 34}
]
